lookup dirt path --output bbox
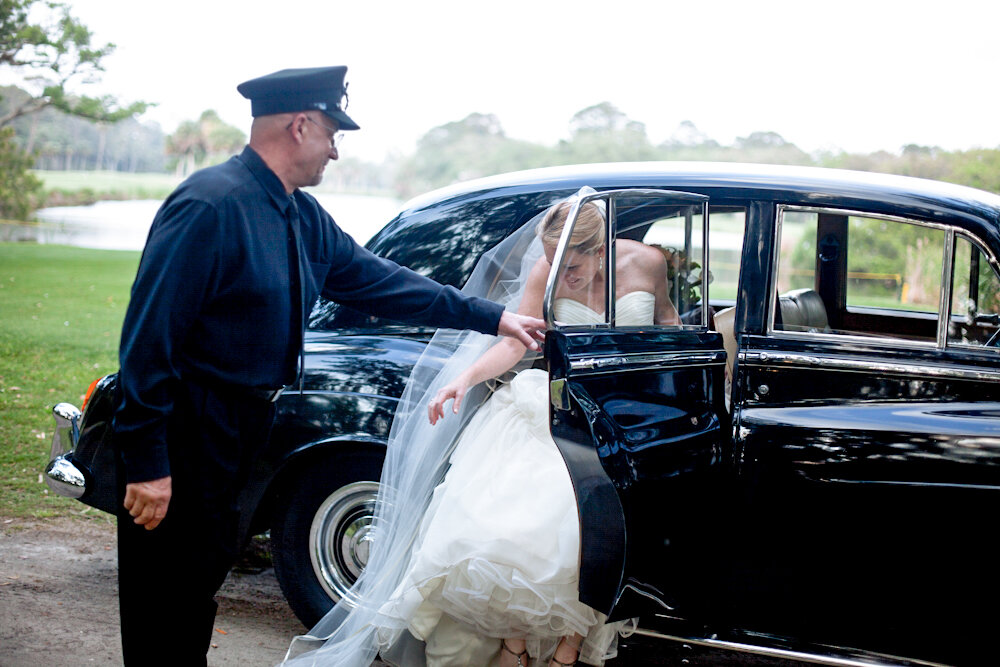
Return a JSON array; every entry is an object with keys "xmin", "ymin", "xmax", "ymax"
[
  {"xmin": 0, "ymin": 517, "xmax": 792, "ymax": 667},
  {"xmin": 0, "ymin": 517, "xmax": 305, "ymax": 666}
]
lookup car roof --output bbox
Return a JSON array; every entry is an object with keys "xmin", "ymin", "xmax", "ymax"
[{"xmin": 401, "ymin": 161, "xmax": 1000, "ymax": 245}]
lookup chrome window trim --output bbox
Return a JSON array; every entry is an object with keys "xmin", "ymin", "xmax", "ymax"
[
  {"xmin": 770, "ymin": 205, "xmax": 982, "ymax": 350},
  {"xmin": 763, "ymin": 327, "xmax": 938, "ymax": 349},
  {"xmin": 543, "ymin": 193, "xmax": 588, "ymax": 328},
  {"xmin": 700, "ymin": 201, "xmax": 711, "ymax": 326},
  {"xmin": 948, "ymin": 231, "xmax": 1000, "ymax": 350},
  {"xmin": 951, "ymin": 227, "xmax": 1000, "ymax": 274},
  {"xmin": 607, "ymin": 196, "xmax": 617, "ymax": 325},
  {"xmin": 739, "ymin": 350, "xmax": 1000, "ymax": 383},
  {"xmin": 569, "ymin": 349, "xmax": 726, "ymax": 375},
  {"xmin": 938, "ymin": 228, "xmax": 955, "ymax": 348},
  {"xmin": 629, "ymin": 625, "xmax": 948, "ymax": 667}
]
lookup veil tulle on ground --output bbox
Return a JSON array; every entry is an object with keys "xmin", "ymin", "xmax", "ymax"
[{"xmin": 281, "ymin": 190, "xmax": 594, "ymax": 666}]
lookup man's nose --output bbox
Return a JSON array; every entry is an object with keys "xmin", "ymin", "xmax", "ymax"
[{"xmin": 329, "ymin": 145, "xmax": 339, "ymax": 160}]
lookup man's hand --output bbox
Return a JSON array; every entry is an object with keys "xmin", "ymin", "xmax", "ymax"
[
  {"xmin": 497, "ymin": 311, "xmax": 546, "ymax": 351},
  {"xmin": 124, "ymin": 476, "xmax": 172, "ymax": 531}
]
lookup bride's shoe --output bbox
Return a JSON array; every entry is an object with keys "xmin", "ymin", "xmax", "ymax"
[
  {"xmin": 549, "ymin": 636, "xmax": 581, "ymax": 667},
  {"xmin": 501, "ymin": 639, "xmax": 530, "ymax": 667}
]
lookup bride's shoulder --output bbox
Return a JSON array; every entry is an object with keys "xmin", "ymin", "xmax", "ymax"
[
  {"xmin": 528, "ymin": 255, "xmax": 551, "ymax": 280},
  {"xmin": 521, "ymin": 255, "xmax": 552, "ymax": 296},
  {"xmin": 618, "ymin": 240, "xmax": 667, "ymax": 272}
]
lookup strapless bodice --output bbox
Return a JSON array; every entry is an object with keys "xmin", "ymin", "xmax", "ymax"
[{"xmin": 553, "ymin": 291, "xmax": 655, "ymax": 326}]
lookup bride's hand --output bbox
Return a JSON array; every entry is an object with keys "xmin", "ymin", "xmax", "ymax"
[{"xmin": 428, "ymin": 379, "xmax": 469, "ymax": 425}]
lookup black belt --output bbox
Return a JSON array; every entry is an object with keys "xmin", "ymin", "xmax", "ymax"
[{"xmin": 187, "ymin": 373, "xmax": 289, "ymax": 403}]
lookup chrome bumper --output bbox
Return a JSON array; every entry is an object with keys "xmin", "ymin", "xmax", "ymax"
[{"xmin": 45, "ymin": 403, "xmax": 86, "ymax": 498}]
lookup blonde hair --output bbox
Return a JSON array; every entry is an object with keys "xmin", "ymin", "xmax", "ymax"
[{"xmin": 536, "ymin": 199, "xmax": 605, "ymax": 255}]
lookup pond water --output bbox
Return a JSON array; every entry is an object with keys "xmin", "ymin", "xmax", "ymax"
[{"xmin": 1, "ymin": 193, "xmax": 402, "ymax": 251}]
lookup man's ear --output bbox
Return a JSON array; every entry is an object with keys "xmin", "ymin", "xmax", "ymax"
[{"xmin": 287, "ymin": 113, "xmax": 308, "ymax": 144}]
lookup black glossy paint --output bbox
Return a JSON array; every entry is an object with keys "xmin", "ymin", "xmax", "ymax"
[
  {"xmin": 548, "ymin": 328, "xmax": 729, "ymax": 620},
  {"xmin": 729, "ymin": 333, "xmax": 1000, "ymax": 664},
  {"xmin": 61, "ymin": 162, "xmax": 1000, "ymax": 666}
]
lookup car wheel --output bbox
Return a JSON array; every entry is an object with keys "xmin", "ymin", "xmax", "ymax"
[{"xmin": 271, "ymin": 450, "xmax": 382, "ymax": 627}]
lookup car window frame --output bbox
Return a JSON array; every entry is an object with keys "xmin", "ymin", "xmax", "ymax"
[
  {"xmin": 948, "ymin": 230, "xmax": 1000, "ymax": 350},
  {"xmin": 766, "ymin": 203, "xmax": 1000, "ymax": 351},
  {"xmin": 543, "ymin": 188, "xmax": 711, "ymax": 331}
]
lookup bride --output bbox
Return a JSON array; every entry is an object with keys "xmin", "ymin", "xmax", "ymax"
[{"xmin": 283, "ymin": 189, "xmax": 678, "ymax": 667}]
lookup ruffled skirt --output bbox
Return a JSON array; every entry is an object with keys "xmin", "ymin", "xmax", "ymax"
[{"xmin": 379, "ymin": 370, "xmax": 627, "ymax": 666}]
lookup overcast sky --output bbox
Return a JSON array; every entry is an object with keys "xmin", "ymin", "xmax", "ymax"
[{"xmin": 19, "ymin": 0, "xmax": 1000, "ymax": 162}]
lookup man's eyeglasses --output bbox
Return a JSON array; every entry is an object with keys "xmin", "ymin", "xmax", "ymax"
[{"xmin": 306, "ymin": 116, "xmax": 344, "ymax": 148}]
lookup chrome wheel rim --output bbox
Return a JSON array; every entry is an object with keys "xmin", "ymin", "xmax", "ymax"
[{"xmin": 308, "ymin": 481, "xmax": 379, "ymax": 607}]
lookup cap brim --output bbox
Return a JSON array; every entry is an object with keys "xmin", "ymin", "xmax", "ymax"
[{"xmin": 324, "ymin": 108, "xmax": 360, "ymax": 131}]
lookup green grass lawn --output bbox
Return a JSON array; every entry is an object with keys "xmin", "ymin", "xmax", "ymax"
[{"xmin": 0, "ymin": 243, "xmax": 138, "ymax": 520}]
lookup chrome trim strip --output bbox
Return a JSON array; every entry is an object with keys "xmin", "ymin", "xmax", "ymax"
[
  {"xmin": 779, "ymin": 205, "xmax": 959, "ymax": 232},
  {"xmin": 765, "ymin": 327, "xmax": 938, "ymax": 349},
  {"xmin": 570, "ymin": 350, "xmax": 726, "ymax": 373},
  {"xmin": 824, "ymin": 478, "xmax": 1000, "ymax": 492},
  {"xmin": 740, "ymin": 350, "xmax": 1000, "ymax": 382},
  {"xmin": 543, "ymin": 195, "xmax": 584, "ymax": 327},
  {"xmin": 607, "ymin": 197, "xmax": 617, "ymax": 326},
  {"xmin": 701, "ymin": 201, "xmax": 710, "ymax": 326},
  {"xmin": 938, "ymin": 229, "xmax": 954, "ymax": 349},
  {"xmin": 629, "ymin": 627, "xmax": 947, "ymax": 667},
  {"xmin": 768, "ymin": 206, "xmax": 783, "ymax": 335}
]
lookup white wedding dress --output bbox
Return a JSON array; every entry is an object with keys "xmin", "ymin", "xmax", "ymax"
[{"xmin": 378, "ymin": 292, "xmax": 655, "ymax": 667}]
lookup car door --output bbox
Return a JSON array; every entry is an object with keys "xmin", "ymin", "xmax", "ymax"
[
  {"xmin": 543, "ymin": 189, "xmax": 731, "ymax": 621},
  {"xmin": 732, "ymin": 205, "xmax": 1000, "ymax": 665}
]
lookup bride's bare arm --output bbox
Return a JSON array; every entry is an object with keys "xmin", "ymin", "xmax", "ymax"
[{"xmin": 428, "ymin": 258, "xmax": 550, "ymax": 424}]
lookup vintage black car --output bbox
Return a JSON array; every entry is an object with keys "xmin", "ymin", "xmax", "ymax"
[{"xmin": 46, "ymin": 162, "xmax": 1000, "ymax": 666}]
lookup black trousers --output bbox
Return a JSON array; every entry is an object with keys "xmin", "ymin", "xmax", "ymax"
[{"xmin": 117, "ymin": 379, "xmax": 275, "ymax": 666}]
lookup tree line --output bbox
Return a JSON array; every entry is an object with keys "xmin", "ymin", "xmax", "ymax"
[
  {"xmin": 389, "ymin": 105, "xmax": 1000, "ymax": 199},
  {"xmin": 3, "ymin": 1, "xmax": 1000, "ymax": 221},
  {"xmin": 12, "ymin": 95, "xmax": 1000, "ymax": 215}
]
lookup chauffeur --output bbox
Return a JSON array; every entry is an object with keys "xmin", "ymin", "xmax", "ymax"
[{"xmin": 112, "ymin": 66, "xmax": 545, "ymax": 665}]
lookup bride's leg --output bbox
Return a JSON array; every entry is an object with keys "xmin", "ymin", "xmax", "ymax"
[
  {"xmin": 549, "ymin": 633, "xmax": 583, "ymax": 666},
  {"xmin": 500, "ymin": 638, "xmax": 529, "ymax": 667}
]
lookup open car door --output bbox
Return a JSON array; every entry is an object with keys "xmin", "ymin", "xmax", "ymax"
[{"xmin": 543, "ymin": 189, "xmax": 730, "ymax": 622}]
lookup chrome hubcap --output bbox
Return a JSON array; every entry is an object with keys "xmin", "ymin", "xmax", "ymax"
[{"xmin": 308, "ymin": 481, "xmax": 379, "ymax": 607}]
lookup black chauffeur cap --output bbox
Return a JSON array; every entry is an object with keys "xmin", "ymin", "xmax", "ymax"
[{"xmin": 237, "ymin": 66, "xmax": 360, "ymax": 131}]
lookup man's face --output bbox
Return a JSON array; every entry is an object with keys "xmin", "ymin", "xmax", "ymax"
[{"xmin": 301, "ymin": 113, "xmax": 340, "ymax": 187}]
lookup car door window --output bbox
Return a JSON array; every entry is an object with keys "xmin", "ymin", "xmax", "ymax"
[
  {"xmin": 949, "ymin": 234, "xmax": 1000, "ymax": 348},
  {"xmin": 774, "ymin": 207, "xmax": 946, "ymax": 343},
  {"xmin": 548, "ymin": 193, "xmax": 711, "ymax": 329},
  {"xmin": 622, "ymin": 197, "xmax": 707, "ymax": 327}
]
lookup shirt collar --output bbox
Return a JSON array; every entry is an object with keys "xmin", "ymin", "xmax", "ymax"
[{"xmin": 238, "ymin": 145, "xmax": 296, "ymax": 214}]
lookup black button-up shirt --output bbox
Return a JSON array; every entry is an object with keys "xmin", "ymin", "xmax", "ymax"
[{"xmin": 115, "ymin": 146, "xmax": 502, "ymax": 482}]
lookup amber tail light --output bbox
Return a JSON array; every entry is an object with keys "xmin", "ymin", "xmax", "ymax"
[{"xmin": 81, "ymin": 377, "xmax": 101, "ymax": 413}]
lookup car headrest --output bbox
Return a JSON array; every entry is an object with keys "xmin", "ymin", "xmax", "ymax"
[{"xmin": 777, "ymin": 288, "xmax": 830, "ymax": 332}]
